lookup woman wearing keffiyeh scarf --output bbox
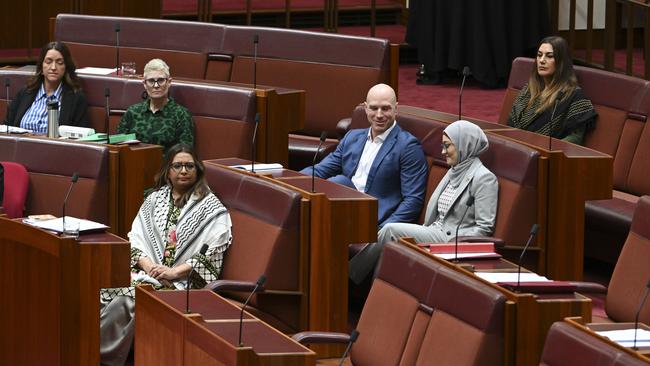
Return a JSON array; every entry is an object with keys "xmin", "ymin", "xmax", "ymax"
[{"xmin": 99, "ymin": 144, "xmax": 232, "ymax": 366}]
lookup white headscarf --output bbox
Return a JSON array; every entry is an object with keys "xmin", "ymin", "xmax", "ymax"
[{"xmin": 443, "ymin": 120, "xmax": 489, "ymax": 187}]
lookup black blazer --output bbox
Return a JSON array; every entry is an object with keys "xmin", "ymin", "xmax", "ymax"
[{"xmin": 5, "ymin": 83, "xmax": 89, "ymax": 128}]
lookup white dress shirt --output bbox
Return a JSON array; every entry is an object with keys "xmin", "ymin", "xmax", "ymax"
[{"xmin": 352, "ymin": 121, "xmax": 396, "ymax": 192}]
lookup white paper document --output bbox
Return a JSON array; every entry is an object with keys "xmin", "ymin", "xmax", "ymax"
[
  {"xmin": 0, "ymin": 125, "xmax": 31, "ymax": 134},
  {"xmin": 597, "ymin": 329, "xmax": 650, "ymax": 348},
  {"xmin": 435, "ymin": 252, "xmax": 499, "ymax": 260},
  {"xmin": 230, "ymin": 163, "xmax": 283, "ymax": 171},
  {"xmin": 474, "ymin": 272, "xmax": 550, "ymax": 283},
  {"xmin": 76, "ymin": 67, "xmax": 118, "ymax": 75},
  {"xmin": 23, "ymin": 216, "xmax": 108, "ymax": 233}
]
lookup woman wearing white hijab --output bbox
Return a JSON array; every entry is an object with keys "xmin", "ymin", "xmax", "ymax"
[{"xmin": 349, "ymin": 120, "xmax": 498, "ymax": 282}]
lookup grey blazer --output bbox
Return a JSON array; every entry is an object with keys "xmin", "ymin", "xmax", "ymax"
[{"xmin": 423, "ymin": 160, "xmax": 498, "ymax": 240}]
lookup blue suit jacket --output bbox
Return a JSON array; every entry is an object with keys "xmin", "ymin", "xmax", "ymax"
[{"xmin": 302, "ymin": 124, "xmax": 428, "ymax": 228}]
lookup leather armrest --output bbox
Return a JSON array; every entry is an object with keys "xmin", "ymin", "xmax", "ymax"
[
  {"xmin": 568, "ymin": 281, "xmax": 608, "ymax": 294},
  {"xmin": 453, "ymin": 236, "xmax": 505, "ymax": 248},
  {"xmin": 336, "ymin": 118, "xmax": 352, "ymax": 139},
  {"xmin": 292, "ymin": 331, "xmax": 351, "ymax": 345},
  {"xmin": 205, "ymin": 279, "xmax": 266, "ymax": 293}
]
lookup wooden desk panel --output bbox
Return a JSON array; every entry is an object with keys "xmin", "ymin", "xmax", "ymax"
[
  {"xmin": 108, "ymin": 143, "xmax": 162, "ymax": 238},
  {"xmin": 0, "ymin": 218, "xmax": 129, "ymax": 366},
  {"xmin": 135, "ymin": 286, "xmax": 315, "ymax": 366},
  {"xmin": 398, "ymin": 239, "xmax": 592, "ymax": 366},
  {"xmin": 490, "ymin": 129, "xmax": 612, "ymax": 280}
]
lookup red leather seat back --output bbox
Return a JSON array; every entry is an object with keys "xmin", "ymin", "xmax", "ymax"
[{"xmin": 0, "ymin": 161, "xmax": 29, "ymax": 218}]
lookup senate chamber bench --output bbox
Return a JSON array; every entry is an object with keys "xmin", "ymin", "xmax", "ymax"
[{"xmin": 1, "ymin": 10, "xmax": 650, "ymax": 366}]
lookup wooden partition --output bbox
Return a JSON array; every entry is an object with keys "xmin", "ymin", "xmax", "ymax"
[
  {"xmin": 135, "ymin": 286, "xmax": 316, "ymax": 366},
  {"xmin": 0, "ymin": 218, "xmax": 130, "ymax": 366},
  {"xmin": 205, "ymin": 158, "xmax": 377, "ymax": 357}
]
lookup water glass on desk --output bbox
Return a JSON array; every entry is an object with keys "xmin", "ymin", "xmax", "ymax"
[
  {"xmin": 62, "ymin": 219, "xmax": 80, "ymax": 239},
  {"xmin": 121, "ymin": 62, "xmax": 137, "ymax": 77}
]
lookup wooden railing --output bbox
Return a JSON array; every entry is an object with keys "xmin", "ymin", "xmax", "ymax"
[{"xmin": 551, "ymin": 0, "xmax": 649, "ymax": 80}]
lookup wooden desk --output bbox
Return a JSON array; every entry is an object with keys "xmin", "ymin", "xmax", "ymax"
[
  {"xmin": 398, "ymin": 239, "xmax": 592, "ymax": 366},
  {"xmin": 135, "ymin": 286, "xmax": 316, "ymax": 366},
  {"xmin": 205, "ymin": 158, "xmax": 378, "ymax": 357},
  {"xmin": 0, "ymin": 218, "xmax": 130, "ymax": 366}
]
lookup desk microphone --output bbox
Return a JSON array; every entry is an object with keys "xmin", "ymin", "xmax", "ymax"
[
  {"xmin": 633, "ymin": 278, "xmax": 650, "ymax": 350},
  {"xmin": 250, "ymin": 112, "xmax": 260, "ymax": 173},
  {"xmin": 548, "ymin": 90, "xmax": 565, "ymax": 151},
  {"xmin": 62, "ymin": 172, "xmax": 79, "ymax": 234},
  {"xmin": 338, "ymin": 329, "xmax": 359, "ymax": 366},
  {"xmin": 458, "ymin": 66, "xmax": 471, "ymax": 120},
  {"xmin": 516, "ymin": 224, "xmax": 539, "ymax": 292},
  {"xmin": 238, "ymin": 274, "xmax": 266, "ymax": 347},
  {"xmin": 104, "ymin": 87, "xmax": 111, "ymax": 142},
  {"xmin": 2, "ymin": 78, "xmax": 8, "ymax": 132},
  {"xmin": 252, "ymin": 34, "xmax": 259, "ymax": 89},
  {"xmin": 114, "ymin": 22, "xmax": 121, "ymax": 75},
  {"xmin": 4, "ymin": 78, "xmax": 10, "ymax": 102},
  {"xmin": 311, "ymin": 131, "xmax": 327, "ymax": 193},
  {"xmin": 185, "ymin": 244, "xmax": 209, "ymax": 314},
  {"xmin": 453, "ymin": 196, "xmax": 475, "ymax": 262}
]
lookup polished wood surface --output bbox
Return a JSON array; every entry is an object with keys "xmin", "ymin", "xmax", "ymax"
[
  {"xmin": 398, "ymin": 239, "xmax": 592, "ymax": 366},
  {"xmin": 0, "ymin": 218, "xmax": 129, "ymax": 366},
  {"xmin": 135, "ymin": 286, "xmax": 316, "ymax": 366},
  {"xmin": 205, "ymin": 158, "xmax": 377, "ymax": 357}
]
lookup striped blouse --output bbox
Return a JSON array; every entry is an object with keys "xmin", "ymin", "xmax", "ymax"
[{"xmin": 19, "ymin": 83, "xmax": 63, "ymax": 134}]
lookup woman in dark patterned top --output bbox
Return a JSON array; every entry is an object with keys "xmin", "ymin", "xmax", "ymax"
[
  {"xmin": 117, "ymin": 58, "xmax": 194, "ymax": 153},
  {"xmin": 508, "ymin": 36, "xmax": 597, "ymax": 145},
  {"xmin": 99, "ymin": 144, "xmax": 232, "ymax": 366}
]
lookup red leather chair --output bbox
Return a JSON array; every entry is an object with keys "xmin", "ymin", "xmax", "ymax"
[
  {"xmin": 0, "ymin": 162, "xmax": 29, "ymax": 218},
  {"xmin": 575, "ymin": 195, "xmax": 650, "ymax": 324},
  {"xmin": 540, "ymin": 321, "xmax": 649, "ymax": 366},
  {"xmin": 295, "ymin": 240, "xmax": 507, "ymax": 366}
]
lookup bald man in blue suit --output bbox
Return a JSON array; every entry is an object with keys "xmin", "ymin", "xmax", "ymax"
[{"xmin": 301, "ymin": 84, "xmax": 428, "ymax": 228}]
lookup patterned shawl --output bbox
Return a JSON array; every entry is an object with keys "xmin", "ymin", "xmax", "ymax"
[{"xmin": 508, "ymin": 85, "xmax": 597, "ymax": 140}]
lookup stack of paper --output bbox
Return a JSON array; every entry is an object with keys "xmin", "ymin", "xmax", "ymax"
[
  {"xmin": 23, "ymin": 216, "xmax": 108, "ymax": 233},
  {"xmin": 597, "ymin": 329, "xmax": 650, "ymax": 348},
  {"xmin": 231, "ymin": 163, "xmax": 283, "ymax": 171}
]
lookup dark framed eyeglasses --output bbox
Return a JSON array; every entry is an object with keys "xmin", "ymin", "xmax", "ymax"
[
  {"xmin": 144, "ymin": 78, "xmax": 169, "ymax": 87},
  {"xmin": 170, "ymin": 162, "xmax": 196, "ymax": 172}
]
